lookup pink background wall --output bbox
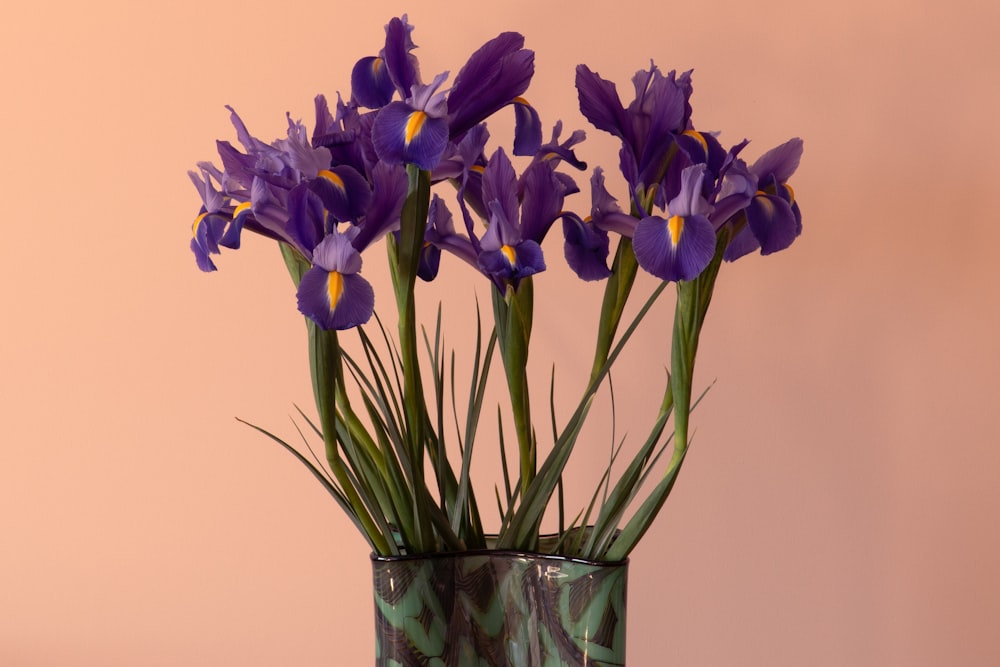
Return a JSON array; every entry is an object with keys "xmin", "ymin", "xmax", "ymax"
[{"xmin": 3, "ymin": 0, "xmax": 998, "ymax": 664}]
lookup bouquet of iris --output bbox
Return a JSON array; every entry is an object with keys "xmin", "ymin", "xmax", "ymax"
[{"xmin": 189, "ymin": 16, "xmax": 802, "ymax": 562}]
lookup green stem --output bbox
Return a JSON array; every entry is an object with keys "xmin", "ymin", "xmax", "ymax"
[
  {"xmin": 669, "ymin": 225, "xmax": 732, "ymax": 461},
  {"xmin": 308, "ymin": 323, "xmax": 391, "ymax": 554},
  {"xmin": 492, "ymin": 280, "xmax": 535, "ymax": 498},
  {"xmin": 390, "ymin": 164, "xmax": 434, "ymax": 551},
  {"xmin": 588, "ymin": 239, "xmax": 639, "ymax": 385}
]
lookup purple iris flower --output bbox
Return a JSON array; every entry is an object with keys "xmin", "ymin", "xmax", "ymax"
[
  {"xmin": 446, "ymin": 31, "xmax": 537, "ymax": 151},
  {"xmin": 365, "ymin": 18, "xmax": 542, "ymax": 172},
  {"xmin": 724, "ymin": 137, "xmax": 803, "ymax": 261},
  {"xmin": 312, "ymin": 94, "xmax": 372, "ymax": 178},
  {"xmin": 632, "ymin": 164, "xmax": 717, "ymax": 282},
  {"xmin": 576, "ymin": 63, "xmax": 691, "ymax": 205},
  {"xmin": 297, "ymin": 228, "xmax": 375, "ymax": 330},
  {"xmin": 475, "ymin": 148, "xmax": 569, "ymax": 289},
  {"xmin": 189, "ymin": 167, "xmax": 231, "ymax": 272},
  {"xmin": 371, "ymin": 72, "xmax": 451, "ymax": 170},
  {"xmin": 561, "ymin": 167, "xmax": 632, "ymax": 281}
]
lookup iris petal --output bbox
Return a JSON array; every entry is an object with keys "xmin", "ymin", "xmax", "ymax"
[
  {"xmin": 747, "ymin": 193, "xmax": 799, "ymax": 255},
  {"xmin": 633, "ymin": 213, "xmax": 715, "ymax": 282},
  {"xmin": 447, "ymin": 32, "xmax": 534, "ymax": 139},
  {"xmin": 351, "ymin": 56, "xmax": 395, "ymax": 109},
  {"xmin": 372, "ymin": 102, "xmax": 449, "ymax": 170},
  {"xmin": 562, "ymin": 214, "xmax": 612, "ymax": 281},
  {"xmin": 297, "ymin": 267, "xmax": 374, "ymax": 330},
  {"xmin": 512, "ymin": 98, "xmax": 542, "ymax": 156}
]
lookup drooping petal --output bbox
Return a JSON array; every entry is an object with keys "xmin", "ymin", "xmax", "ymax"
[
  {"xmin": 190, "ymin": 210, "xmax": 229, "ymax": 272},
  {"xmin": 371, "ymin": 102, "xmax": 449, "ymax": 170},
  {"xmin": 351, "ymin": 56, "xmax": 396, "ymax": 109},
  {"xmin": 477, "ymin": 239, "xmax": 545, "ymax": 285},
  {"xmin": 723, "ymin": 223, "xmax": 760, "ymax": 262},
  {"xmin": 512, "ymin": 97, "xmax": 542, "ymax": 156},
  {"xmin": 562, "ymin": 213, "xmax": 612, "ymax": 281},
  {"xmin": 309, "ymin": 165, "xmax": 372, "ymax": 223},
  {"xmin": 416, "ymin": 242, "xmax": 441, "ymax": 281},
  {"xmin": 219, "ymin": 201, "xmax": 253, "ymax": 249},
  {"xmin": 298, "ymin": 230, "xmax": 372, "ymax": 329},
  {"xmin": 518, "ymin": 160, "xmax": 565, "ymax": 244},
  {"xmin": 633, "ymin": 213, "xmax": 716, "ymax": 282},
  {"xmin": 297, "ymin": 266, "xmax": 374, "ymax": 330},
  {"xmin": 746, "ymin": 190, "xmax": 800, "ymax": 255}
]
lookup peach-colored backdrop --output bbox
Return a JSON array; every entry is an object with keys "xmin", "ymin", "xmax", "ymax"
[{"xmin": 3, "ymin": 0, "xmax": 998, "ymax": 664}]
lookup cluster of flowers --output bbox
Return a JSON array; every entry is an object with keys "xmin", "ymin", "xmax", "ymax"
[{"xmin": 190, "ymin": 16, "xmax": 802, "ymax": 331}]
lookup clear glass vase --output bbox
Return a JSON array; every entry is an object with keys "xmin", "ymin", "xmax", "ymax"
[{"xmin": 371, "ymin": 548, "xmax": 628, "ymax": 666}]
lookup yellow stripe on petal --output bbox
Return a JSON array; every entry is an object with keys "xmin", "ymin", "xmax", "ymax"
[
  {"xmin": 513, "ymin": 96, "xmax": 531, "ymax": 106},
  {"xmin": 192, "ymin": 212, "xmax": 207, "ymax": 236},
  {"xmin": 783, "ymin": 182, "xmax": 796, "ymax": 204},
  {"xmin": 318, "ymin": 169, "xmax": 346, "ymax": 192},
  {"xmin": 755, "ymin": 194, "xmax": 776, "ymax": 217},
  {"xmin": 470, "ymin": 164, "xmax": 485, "ymax": 174},
  {"xmin": 682, "ymin": 130, "xmax": 708, "ymax": 154},
  {"xmin": 233, "ymin": 201, "xmax": 252, "ymax": 217},
  {"xmin": 501, "ymin": 244, "xmax": 517, "ymax": 266},
  {"xmin": 327, "ymin": 271, "xmax": 345, "ymax": 310},
  {"xmin": 668, "ymin": 215, "xmax": 685, "ymax": 246},
  {"xmin": 405, "ymin": 111, "xmax": 427, "ymax": 146}
]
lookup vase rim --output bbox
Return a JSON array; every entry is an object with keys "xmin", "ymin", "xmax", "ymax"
[{"xmin": 370, "ymin": 547, "xmax": 628, "ymax": 567}]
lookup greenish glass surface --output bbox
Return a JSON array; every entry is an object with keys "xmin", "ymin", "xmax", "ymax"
[{"xmin": 372, "ymin": 550, "xmax": 628, "ymax": 666}]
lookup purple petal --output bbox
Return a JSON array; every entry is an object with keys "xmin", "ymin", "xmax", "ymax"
[
  {"xmin": 667, "ymin": 164, "xmax": 713, "ymax": 218},
  {"xmin": 512, "ymin": 98, "xmax": 542, "ymax": 156},
  {"xmin": 575, "ymin": 65, "xmax": 631, "ymax": 143},
  {"xmin": 752, "ymin": 137, "xmax": 803, "ymax": 183},
  {"xmin": 481, "ymin": 149, "xmax": 519, "ymax": 235},
  {"xmin": 447, "ymin": 33, "xmax": 534, "ymax": 139},
  {"xmin": 371, "ymin": 102, "xmax": 449, "ymax": 170},
  {"xmin": 350, "ymin": 161, "xmax": 407, "ymax": 252},
  {"xmin": 633, "ymin": 213, "xmax": 716, "ymax": 282},
  {"xmin": 310, "ymin": 165, "xmax": 372, "ymax": 223},
  {"xmin": 191, "ymin": 237, "xmax": 217, "ymax": 272},
  {"xmin": 382, "ymin": 16, "xmax": 420, "ymax": 98},
  {"xmin": 723, "ymin": 223, "xmax": 760, "ymax": 262},
  {"xmin": 287, "ymin": 184, "xmax": 326, "ymax": 255},
  {"xmin": 562, "ymin": 213, "xmax": 611, "ymax": 281},
  {"xmin": 747, "ymin": 193, "xmax": 800, "ymax": 255},
  {"xmin": 297, "ymin": 265, "xmax": 374, "ymax": 330},
  {"xmin": 351, "ymin": 56, "xmax": 396, "ymax": 109},
  {"xmin": 312, "ymin": 230, "xmax": 362, "ymax": 274},
  {"xmin": 477, "ymin": 239, "xmax": 545, "ymax": 284}
]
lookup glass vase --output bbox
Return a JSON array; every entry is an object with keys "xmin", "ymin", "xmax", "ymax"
[{"xmin": 371, "ymin": 548, "xmax": 628, "ymax": 666}]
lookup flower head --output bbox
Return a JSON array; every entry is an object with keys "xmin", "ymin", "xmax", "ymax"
[
  {"xmin": 296, "ymin": 229, "xmax": 375, "ymax": 330},
  {"xmin": 724, "ymin": 138, "xmax": 804, "ymax": 261}
]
